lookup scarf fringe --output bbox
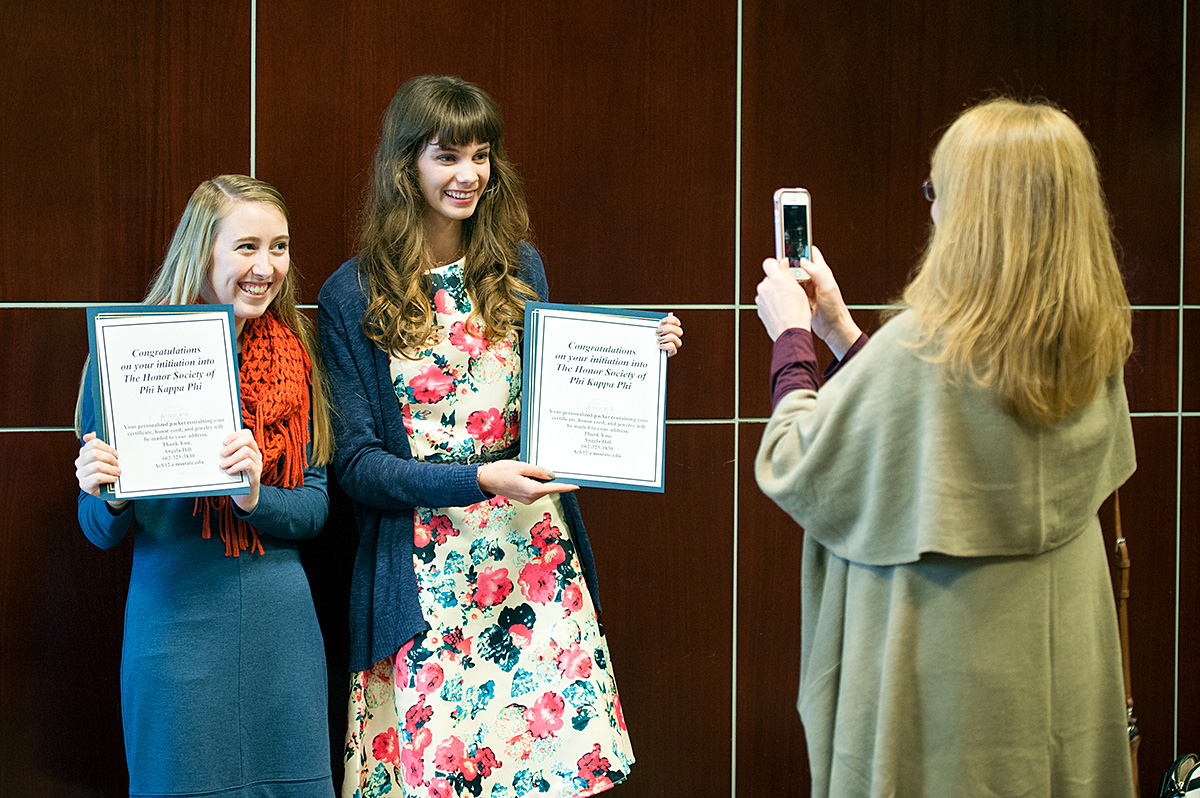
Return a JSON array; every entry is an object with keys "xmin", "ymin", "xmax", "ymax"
[{"xmin": 193, "ymin": 311, "xmax": 311, "ymax": 557}]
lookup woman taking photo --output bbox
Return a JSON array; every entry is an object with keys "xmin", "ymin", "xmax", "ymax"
[
  {"xmin": 75, "ymin": 175, "xmax": 335, "ymax": 797},
  {"xmin": 755, "ymin": 98, "xmax": 1136, "ymax": 797},
  {"xmin": 319, "ymin": 75, "xmax": 681, "ymax": 797}
]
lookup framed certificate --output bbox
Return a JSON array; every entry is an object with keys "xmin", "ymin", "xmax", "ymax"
[
  {"xmin": 521, "ymin": 302, "xmax": 667, "ymax": 492},
  {"xmin": 87, "ymin": 305, "xmax": 250, "ymax": 501}
]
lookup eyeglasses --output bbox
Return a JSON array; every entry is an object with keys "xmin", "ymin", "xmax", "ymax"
[{"xmin": 921, "ymin": 180, "xmax": 936, "ymax": 202}]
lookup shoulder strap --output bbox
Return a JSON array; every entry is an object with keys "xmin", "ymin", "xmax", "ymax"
[{"xmin": 1112, "ymin": 490, "xmax": 1140, "ymax": 792}]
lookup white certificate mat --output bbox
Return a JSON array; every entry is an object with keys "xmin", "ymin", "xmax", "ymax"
[
  {"xmin": 87, "ymin": 305, "xmax": 249, "ymax": 500},
  {"xmin": 521, "ymin": 303, "xmax": 667, "ymax": 492}
]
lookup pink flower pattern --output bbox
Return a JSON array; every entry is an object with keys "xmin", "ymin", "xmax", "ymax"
[
  {"xmin": 471, "ymin": 566, "xmax": 513, "ymax": 608},
  {"xmin": 409, "ymin": 364, "xmax": 455, "ymax": 403},
  {"xmin": 447, "ymin": 320, "xmax": 488, "ymax": 357},
  {"xmin": 352, "ymin": 260, "xmax": 631, "ymax": 796},
  {"xmin": 527, "ymin": 691, "xmax": 566, "ymax": 739},
  {"xmin": 465, "ymin": 407, "xmax": 505, "ymax": 446}
]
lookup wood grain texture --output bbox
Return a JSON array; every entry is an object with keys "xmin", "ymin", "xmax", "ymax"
[
  {"xmin": 255, "ymin": 0, "xmax": 737, "ymax": 304},
  {"xmin": 740, "ymin": 0, "xmax": 1183, "ymax": 307},
  {"xmin": 736, "ymin": 422, "xmax": 809, "ymax": 797},
  {"xmin": 1117, "ymin": 417, "xmax": 1180, "ymax": 798},
  {"xmin": 1126, "ymin": 309, "xmax": 1179, "ymax": 413},
  {"xmin": 0, "ymin": 432, "xmax": 131, "ymax": 795},
  {"xmin": 1178, "ymin": 419, "xmax": 1200, "ymax": 766},
  {"xmin": 0, "ymin": 0, "xmax": 251, "ymax": 302},
  {"xmin": 581, "ymin": 424, "xmax": 735, "ymax": 796},
  {"xmin": 0, "ymin": 309, "xmax": 89, "ymax": 428}
]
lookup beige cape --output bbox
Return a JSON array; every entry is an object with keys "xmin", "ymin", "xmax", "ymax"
[{"xmin": 756, "ymin": 311, "xmax": 1136, "ymax": 798}]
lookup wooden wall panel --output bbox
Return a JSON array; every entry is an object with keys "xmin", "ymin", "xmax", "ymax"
[
  {"xmin": 1185, "ymin": 309, "xmax": 1200, "ymax": 413},
  {"xmin": 1127, "ymin": 309, "xmax": 1179, "ymax": 413},
  {"xmin": 1186, "ymin": 4, "xmax": 1200, "ymax": 306},
  {"xmin": 740, "ymin": 0, "xmax": 1183, "ymax": 307},
  {"xmin": 0, "ymin": 309, "xmax": 89, "ymax": 428},
  {"xmin": 736, "ymin": 423, "xmax": 809, "ymax": 797},
  {"xmin": 583, "ymin": 424, "xmax": 735, "ymax": 796},
  {"xmin": 1122, "ymin": 417, "xmax": 1180, "ymax": 798},
  {"xmin": 665, "ymin": 310, "xmax": 735, "ymax": 420},
  {"xmin": 0, "ymin": 0, "xmax": 251, "ymax": 302},
  {"xmin": 0, "ymin": 432, "xmax": 131, "ymax": 795},
  {"xmin": 1180, "ymin": 419, "xmax": 1200, "ymax": 758},
  {"xmin": 255, "ymin": 0, "xmax": 738, "ymax": 305}
]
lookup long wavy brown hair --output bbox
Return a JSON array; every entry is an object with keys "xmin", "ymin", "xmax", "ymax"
[
  {"xmin": 358, "ymin": 75, "xmax": 536, "ymax": 356},
  {"xmin": 903, "ymin": 98, "xmax": 1131, "ymax": 425}
]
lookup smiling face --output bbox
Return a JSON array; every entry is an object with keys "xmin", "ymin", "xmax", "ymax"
[
  {"xmin": 199, "ymin": 200, "xmax": 290, "ymax": 336},
  {"xmin": 416, "ymin": 139, "xmax": 491, "ymax": 228}
]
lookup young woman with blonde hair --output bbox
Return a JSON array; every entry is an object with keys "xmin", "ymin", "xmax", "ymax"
[
  {"xmin": 754, "ymin": 98, "xmax": 1135, "ymax": 797},
  {"xmin": 74, "ymin": 175, "xmax": 336, "ymax": 797},
  {"xmin": 319, "ymin": 75, "xmax": 681, "ymax": 797}
]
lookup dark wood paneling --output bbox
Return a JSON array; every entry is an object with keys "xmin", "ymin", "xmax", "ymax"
[
  {"xmin": 1179, "ymin": 419, "xmax": 1200, "ymax": 760},
  {"xmin": 1127, "ymin": 309, "xmax": 1179, "ymax": 414},
  {"xmin": 1118, "ymin": 417, "xmax": 1179, "ymax": 798},
  {"xmin": 665, "ymin": 310, "xmax": 735, "ymax": 420},
  {"xmin": 583, "ymin": 424, "xmax": 735, "ymax": 796},
  {"xmin": 0, "ymin": 432, "xmax": 131, "ymax": 796},
  {"xmin": 0, "ymin": 309, "xmax": 89, "ymax": 428},
  {"xmin": 735, "ymin": 422, "xmax": 809, "ymax": 796},
  {"xmin": 740, "ymin": 0, "xmax": 1183, "ymax": 307},
  {"xmin": 1184, "ymin": 309, "xmax": 1199, "ymax": 413},
  {"xmin": 255, "ymin": 0, "xmax": 738, "ymax": 304},
  {"xmin": 0, "ymin": 1, "xmax": 251, "ymax": 302},
  {"xmin": 1185, "ymin": 10, "xmax": 1199, "ymax": 306}
]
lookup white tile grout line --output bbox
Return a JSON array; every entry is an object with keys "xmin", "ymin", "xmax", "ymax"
[
  {"xmin": 1175, "ymin": 0, "xmax": 1187, "ymax": 759},
  {"xmin": 731, "ymin": 0, "xmax": 743, "ymax": 793},
  {"xmin": 250, "ymin": 0, "xmax": 257, "ymax": 178}
]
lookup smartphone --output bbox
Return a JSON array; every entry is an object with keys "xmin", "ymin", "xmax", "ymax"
[{"xmin": 773, "ymin": 187, "xmax": 812, "ymax": 281}]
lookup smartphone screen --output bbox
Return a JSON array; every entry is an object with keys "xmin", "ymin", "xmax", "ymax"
[{"xmin": 773, "ymin": 188, "xmax": 812, "ymax": 279}]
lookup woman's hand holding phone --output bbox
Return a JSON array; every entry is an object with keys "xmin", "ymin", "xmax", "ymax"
[
  {"xmin": 797, "ymin": 246, "xmax": 862, "ymax": 359},
  {"xmin": 756, "ymin": 257, "xmax": 813, "ymax": 340}
]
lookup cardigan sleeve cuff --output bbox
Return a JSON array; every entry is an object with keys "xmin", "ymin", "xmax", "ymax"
[
  {"xmin": 822, "ymin": 332, "xmax": 868, "ymax": 381},
  {"xmin": 770, "ymin": 327, "xmax": 820, "ymax": 409}
]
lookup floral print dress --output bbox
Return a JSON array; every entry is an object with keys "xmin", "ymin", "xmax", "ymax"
[{"xmin": 344, "ymin": 260, "xmax": 634, "ymax": 798}]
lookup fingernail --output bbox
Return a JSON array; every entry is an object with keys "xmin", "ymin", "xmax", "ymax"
[{"xmin": 546, "ymin": 470, "xmax": 556, "ymax": 479}]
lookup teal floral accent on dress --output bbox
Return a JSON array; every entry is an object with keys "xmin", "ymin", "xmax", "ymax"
[{"xmin": 345, "ymin": 260, "xmax": 633, "ymax": 797}]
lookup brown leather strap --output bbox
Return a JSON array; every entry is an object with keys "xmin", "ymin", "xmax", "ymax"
[
  {"xmin": 1114, "ymin": 491, "xmax": 1133, "ymax": 706},
  {"xmin": 1113, "ymin": 490, "xmax": 1139, "ymax": 794}
]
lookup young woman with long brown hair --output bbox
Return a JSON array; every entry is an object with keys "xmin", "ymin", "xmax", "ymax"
[{"xmin": 318, "ymin": 75, "xmax": 682, "ymax": 797}]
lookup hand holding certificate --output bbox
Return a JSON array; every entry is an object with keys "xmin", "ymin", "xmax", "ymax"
[
  {"xmin": 86, "ymin": 305, "xmax": 250, "ymax": 501},
  {"xmin": 521, "ymin": 303, "xmax": 669, "ymax": 492}
]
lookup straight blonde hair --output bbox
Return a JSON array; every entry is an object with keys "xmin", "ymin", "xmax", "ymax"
[
  {"xmin": 903, "ymin": 98, "xmax": 1132, "ymax": 425},
  {"xmin": 75, "ymin": 175, "xmax": 334, "ymax": 465}
]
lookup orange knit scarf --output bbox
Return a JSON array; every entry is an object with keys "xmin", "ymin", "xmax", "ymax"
[{"xmin": 194, "ymin": 310, "xmax": 312, "ymax": 556}]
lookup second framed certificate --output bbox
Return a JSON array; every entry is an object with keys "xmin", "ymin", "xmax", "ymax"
[{"xmin": 521, "ymin": 303, "xmax": 667, "ymax": 492}]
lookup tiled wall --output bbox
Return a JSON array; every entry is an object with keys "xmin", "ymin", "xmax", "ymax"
[{"xmin": 0, "ymin": 1, "xmax": 1190, "ymax": 796}]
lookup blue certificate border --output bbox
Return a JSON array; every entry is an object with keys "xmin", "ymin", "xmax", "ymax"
[
  {"xmin": 520, "ymin": 302, "xmax": 667, "ymax": 493},
  {"xmin": 86, "ymin": 304, "xmax": 249, "ymax": 500}
]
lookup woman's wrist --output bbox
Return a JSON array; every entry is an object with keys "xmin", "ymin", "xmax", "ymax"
[{"xmin": 824, "ymin": 315, "xmax": 862, "ymax": 361}]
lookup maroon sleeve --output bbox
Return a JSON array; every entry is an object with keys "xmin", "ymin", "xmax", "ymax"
[
  {"xmin": 770, "ymin": 327, "xmax": 819, "ymax": 409},
  {"xmin": 822, "ymin": 333, "xmax": 868, "ymax": 381}
]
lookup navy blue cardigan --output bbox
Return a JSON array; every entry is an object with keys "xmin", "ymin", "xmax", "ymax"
[{"xmin": 317, "ymin": 243, "xmax": 601, "ymax": 672}]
